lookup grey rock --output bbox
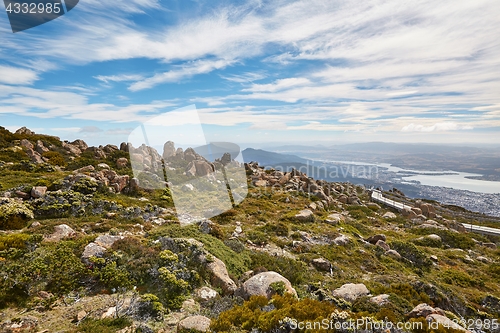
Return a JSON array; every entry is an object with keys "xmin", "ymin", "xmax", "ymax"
[
  {"xmin": 332, "ymin": 283, "xmax": 370, "ymax": 302},
  {"xmin": 177, "ymin": 315, "xmax": 211, "ymax": 332},
  {"xmin": 94, "ymin": 235, "xmax": 124, "ymax": 249},
  {"xmin": 295, "ymin": 209, "xmax": 314, "ymax": 222}
]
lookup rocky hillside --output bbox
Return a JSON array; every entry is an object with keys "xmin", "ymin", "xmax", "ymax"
[{"xmin": 0, "ymin": 126, "xmax": 499, "ymax": 333}]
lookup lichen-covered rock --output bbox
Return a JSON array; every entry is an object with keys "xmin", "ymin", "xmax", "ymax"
[
  {"xmin": 332, "ymin": 283, "xmax": 370, "ymax": 302},
  {"xmin": 0, "ymin": 198, "xmax": 34, "ymax": 230},
  {"xmin": 177, "ymin": 315, "xmax": 211, "ymax": 332},
  {"xmin": 195, "ymin": 287, "xmax": 218, "ymax": 301},
  {"xmin": 238, "ymin": 271, "xmax": 297, "ymax": 300}
]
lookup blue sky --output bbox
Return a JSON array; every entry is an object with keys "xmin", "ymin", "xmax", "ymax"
[{"xmin": 1, "ymin": 0, "xmax": 499, "ymax": 148}]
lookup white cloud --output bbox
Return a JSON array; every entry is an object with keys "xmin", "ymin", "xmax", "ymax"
[
  {"xmin": 129, "ymin": 59, "xmax": 235, "ymax": 91},
  {"xmin": 94, "ymin": 74, "xmax": 144, "ymax": 83},
  {"xmin": 243, "ymin": 78, "xmax": 311, "ymax": 93},
  {"xmin": 0, "ymin": 65, "xmax": 39, "ymax": 85},
  {"xmin": 401, "ymin": 122, "xmax": 474, "ymax": 132}
]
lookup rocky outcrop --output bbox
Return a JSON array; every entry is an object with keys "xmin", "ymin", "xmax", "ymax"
[
  {"xmin": 332, "ymin": 283, "xmax": 370, "ymax": 302},
  {"xmin": 15, "ymin": 127, "xmax": 35, "ymax": 135},
  {"xmin": 238, "ymin": 271, "xmax": 297, "ymax": 300}
]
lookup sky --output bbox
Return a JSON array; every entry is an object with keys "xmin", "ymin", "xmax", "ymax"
[{"xmin": 1, "ymin": 0, "xmax": 500, "ymax": 148}]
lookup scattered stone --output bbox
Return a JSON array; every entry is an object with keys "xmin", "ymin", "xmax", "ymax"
[
  {"xmin": 94, "ymin": 234, "xmax": 124, "ymax": 248},
  {"xmin": 177, "ymin": 315, "xmax": 211, "ymax": 333},
  {"xmin": 427, "ymin": 314, "xmax": 470, "ymax": 332},
  {"xmin": 101, "ymin": 307, "xmax": 116, "ymax": 319},
  {"xmin": 76, "ymin": 310, "xmax": 87, "ymax": 322},
  {"xmin": 47, "ymin": 224, "xmax": 76, "ymax": 241},
  {"xmin": 196, "ymin": 287, "xmax": 219, "ymax": 301},
  {"xmin": 325, "ymin": 213, "xmax": 344, "ymax": 225},
  {"xmin": 430, "ymin": 255, "xmax": 439, "ymax": 262},
  {"xmin": 483, "ymin": 242, "xmax": 497, "ymax": 249},
  {"xmin": 97, "ymin": 163, "xmax": 110, "ymax": 170},
  {"xmin": 29, "ymin": 221, "xmax": 41, "ymax": 228},
  {"xmin": 238, "ymin": 271, "xmax": 297, "ymax": 300},
  {"xmin": 312, "ymin": 258, "xmax": 332, "ymax": 272},
  {"xmin": 376, "ymin": 240, "xmax": 390, "ymax": 251},
  {"xmin": 476, "ymin": 256, "xmax": 490, "ymax": 263},
  {"xmin": 332, "ymin": 283, "xmax": 370, "ymax": 302},
  {"xmin": 370, "ymin": 294, "xmax": 391, "ymax": 306},
  {"xmin": 365, "ymin": 234, "xmax": 386, "ymax": 245},
  {"xmin": 74, "ymin": 165, "xmax": 95, "ymax": 174},
  {"xmin": 81, "ymin": 242, "xmax": 106, "ymax": 263},
  {"xmin": 254, "ymin": 179, "xmax": 267, "ymax": 187},
  {"xmin": 116, "ymin": 157, "xmax": 128, "ymax": 168},
  {"xmin": 366, "ymin": 202, "xmax": 381, "ymax": 210},
  {"xmin": 385, "ymin": 249, "xmax": 401, "ymax": 259},
  {"xmin": 295, "ymin": 209, "xmax": 314, "ymax": 222},
  {"xmin": 407, "ymin": 303, "xmax": 445, "ymax": 318},
  {"xmin": 15, "ymin": 190, "xmax": 30, "ymax": 200},
  {"xmin": 182, "ymin": 184, "xmax": 195, "ymax": 191},
  {"xmin": 334, "ymin": 234, "xmax": 350, "ymax": 246},
  {"xmin": 30, "ymin": 186, "xmax": 47, "ymax": 199}
]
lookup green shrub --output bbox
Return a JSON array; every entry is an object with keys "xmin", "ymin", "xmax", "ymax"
[
  {"xmin": 411, "ymin": 236, "xmax": 442, "ymax": 248},
  {"xmin": 389, "ymin": 241, "xmax": 432, "ymax": 270},
  {"xmin": 42, "ymin": 151, "xmax": 66, "ymax": 166},
  {"xmin": 409, "ymin": 229, "xmax": 475, "ymax": 250},
  {"xmin": 249, "ymin": 252, "xmax": 307, "ymax": 285},
  {"xmin": 442, "ymin": 269, "xmax": 483, "ymax": 288},
  {"xmin": 72, "ymin": 317, "xmax": 131, "ymax": 333},
  {"xmin": 72, "ymin": 178, "xmax": 99, "ymax": 194},
  {"xmin": 247, "ymin": 230, "xmax": 269, "ymax": 246},
  {"xmin": 211, "ymin": 294, "xmax": 338, "ymax": 332}
]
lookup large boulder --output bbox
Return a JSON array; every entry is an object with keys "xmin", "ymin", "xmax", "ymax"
[
  {"xmin": 332, "ymin": 283, "xmax": 370, "ymax": 302},
  {"xmin": 238, "ymin": 271, "xmax": 297, "ymax": 300},
  {"xmin": 206, "ymin": 257, "xmax": 238, "ymax": 295},
  {"xmin": 177, "ymin": 315, "xmax": 211, "ymax": 332}
]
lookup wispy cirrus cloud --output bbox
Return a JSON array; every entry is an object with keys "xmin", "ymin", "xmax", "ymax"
[
  {"xmin": 129, "ymin": 59, "xmax": 235, "ymax": 91},
  {"xmin": 0, "ymin": 65, "xmax": 39, "ymax": 85}
]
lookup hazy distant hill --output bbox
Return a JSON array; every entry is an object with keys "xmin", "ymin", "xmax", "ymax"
[
  {"xmin": 268, "ymin": 142, "xmax": 500, "ymax": 181},
  {"xmin": 241, "ymin": 148, "xmax": 309, "ymax": 166}
]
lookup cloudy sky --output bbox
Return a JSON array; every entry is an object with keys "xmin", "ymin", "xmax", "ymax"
[{"xmin": 1, "ymin": 0, "xmax": 499, "ymax": 147}]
